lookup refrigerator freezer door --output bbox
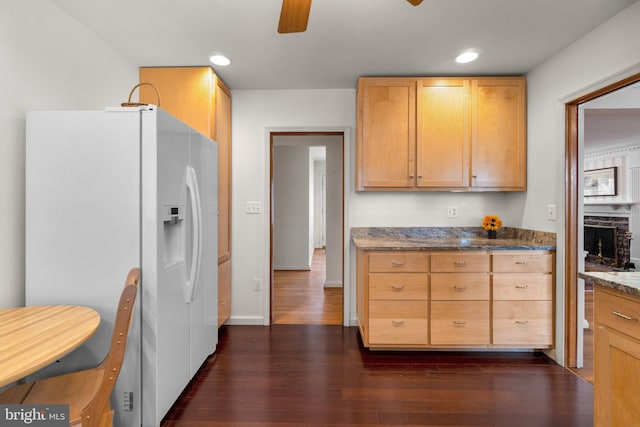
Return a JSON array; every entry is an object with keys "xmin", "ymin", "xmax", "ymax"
[{"xmin": 141, "ymin": 109, "xmax": 191, "ymax": 426}]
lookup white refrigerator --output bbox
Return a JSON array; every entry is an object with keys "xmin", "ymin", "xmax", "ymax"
[{"xmin": 25, "ymin": 106, "xmax": 218, "ymax": 427}]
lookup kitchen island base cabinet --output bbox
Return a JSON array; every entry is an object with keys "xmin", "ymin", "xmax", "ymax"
[
  {"xmin": 594, "ymin": 287, "xmax": 640, "ymax": 426},
  {"xmin": 357, "ymin": 249, "xmax": 555, "ymax": 350}
]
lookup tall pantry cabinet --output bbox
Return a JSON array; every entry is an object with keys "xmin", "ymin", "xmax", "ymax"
[{"xmin": 139, "ymin": 66, "xmax": 232, "ymax": 327}]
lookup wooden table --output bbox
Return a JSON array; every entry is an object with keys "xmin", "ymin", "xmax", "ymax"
[{"xmin": 0, "ymin": 305, "xmax": 100, "ymax": 387}]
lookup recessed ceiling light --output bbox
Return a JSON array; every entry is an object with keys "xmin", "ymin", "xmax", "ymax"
[
  {"xmin": 209, "ymin": 54, "xmax": 231, "ymax": 66},
  {"xmin": 456, "ymin": 50, "xmax": 479, "ymax": 64}
]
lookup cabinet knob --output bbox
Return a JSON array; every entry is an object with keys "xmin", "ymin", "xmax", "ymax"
[
  {"xmin": 454, "ymin": 261, "xmax": 466, "ymax": 266},
  {"xmin": 391, "ymin": 260, "xmax": 404, "ymax": 267},
  {"xmin": 391, "ymin": 284, "xmax": 405, "ymax": 291},
  {"xmin": 392, "ymin": 320, "xmax": 405, "ymax": 327},
  {"xmin": 515, "ymin": 320, "xmax": 529, "ymax": 325},
  {"xmin": 515, "ymin": 261, "xmax": 528, "ymax": 265},
  {"xmin": 515, "ymin": 284, "xmax": 529, "ymax": 289},
  {"xmin": 453, "ymin": 321, "xmax": 466, "ymax": 326},
  {"xmin": 454, "ymin": 285, "xmax": 467, "ymax": 291},
  {"xmin": 409, "ymin": 175, "xmax": 415, "ymax": 179}
]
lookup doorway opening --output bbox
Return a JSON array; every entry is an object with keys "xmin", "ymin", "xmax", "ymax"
[
  {"xmin": 565, "ymin": 72, "xmax": 640, "ymax": 378},
  {"xmin": 269, "ymin": 132, "xmax": 344, "ymax": 325}
]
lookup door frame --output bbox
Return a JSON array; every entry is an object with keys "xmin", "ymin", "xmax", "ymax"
[
  {"xmin": 564, "ymin": 72, "xmax": 640, "ymax": 367},
  {"xmin": 266, "ymin": 129, "xmax": 350, "ymax": 326}
]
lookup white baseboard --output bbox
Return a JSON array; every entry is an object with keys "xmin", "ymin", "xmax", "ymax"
[
  {"xmin": 273, "ymin": 265, "xmax": 311, "ymax": 271},
  {"xmin": 225, "ymin": 315, "xmax": 265, "ymax": 325},
  {"xmin": 323, "ymin": 280, "xmax": 343, "ymax": 288}
]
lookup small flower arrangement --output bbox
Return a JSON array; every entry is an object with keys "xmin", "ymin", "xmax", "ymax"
[{"xmin": 482, "ymin": 215, "xmax": 502, "ymax": 231}]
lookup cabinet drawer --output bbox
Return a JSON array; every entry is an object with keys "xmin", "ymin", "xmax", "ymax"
[
  {"xmin": 431, "ymin": 273, "xmax": 489, "ymax": 301},
  {"xmin": 369, "ymin": 300, "xmax": 429, "ymax": 345},
  {"xmin": 492, "ymin": 252, "xmax": 553, "ymax": 273},
  {"xmin": 596, "ymin": 289, "xmax": 640, "ymax": 341},
  {"xmin": 493, "ymin": 274, "xmax": 553, "ymax": 301},
  {"xmin": 493, "ymin": 301, "xmax": 553, "ymax": 346},
  {"xmin": 369, "ymin": 273, "xmax": 428, "ymax": 300},
  {"xmin": 368, "ymin": 252, "xmax": 429, "ymax": 272},
  {"xmin": 431, "ymin": 253, "xmax": 489, "ymax": 273},
  {"xmin": 430, "ymin": 301, "xmax": 489, "ymax": 344}
]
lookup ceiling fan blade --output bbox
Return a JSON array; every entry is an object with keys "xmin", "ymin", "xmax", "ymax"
[
  {"xmin": 278, "ymin": 0, "xmax": 312, "ymax": 33},
  {"xmin": 406, "ymin": 0, "xmax": 424, "ymax": 5}
]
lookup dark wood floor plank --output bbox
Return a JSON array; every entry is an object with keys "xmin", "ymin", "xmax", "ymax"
[{"xmin": 162, "ymin": 325, "xmax": 593, "ymax": 427}]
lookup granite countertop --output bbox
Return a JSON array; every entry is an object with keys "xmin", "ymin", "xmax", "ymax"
[
  {"xmin": 351, "ymin": 227, "xmax": 556, "ymax": 251},
  {"xmin": 579, "ymin": 271, "xmax": 640, "ymax": 298}
]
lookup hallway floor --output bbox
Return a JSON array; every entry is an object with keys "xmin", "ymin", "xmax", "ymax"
[{"xmin": 273, "ymin": 248, "xmax": 342, "ymax": 325}]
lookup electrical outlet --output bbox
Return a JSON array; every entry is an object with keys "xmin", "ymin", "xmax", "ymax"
[
  {"xmin": 447, "ymin": 206, "xmax": 458, "ymax": 218},
  {"xmin": 246, "ymin": 201, "xmax": 262, "ymax": 214},
  {"xmin": 547, "ymin": 204, "xmax": 557, "ymax": 221}
]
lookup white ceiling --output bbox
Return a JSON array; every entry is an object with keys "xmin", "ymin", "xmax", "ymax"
[{"xmin": 51, "ymin": 0, "xmax": 636, "ymax": 90}]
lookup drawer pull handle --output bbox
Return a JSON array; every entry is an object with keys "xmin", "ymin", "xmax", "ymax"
[
  {"xmin": 391, "ymin": 284, "xmax": 405, "ymax": 291},
  {"xmin": 391, "ymin": 261, "xmax": 405, "ymax": 267},
  {"xmin": 392, "ymin": 320, "xmax": 405, "ymax": 326},
  {"xmin": 515, "ymin": 285, "xmax": 529, "ymax": 289},
  {"xmin": 515, "ymin": 261, "xmax": 528, "ymax": 265},
  {"xmin": 453, "ymin": 321, "xmax": 466, "ymax": 326},
  {"xmin": 454, "ymin": 285, "xmax": 467, "ymax": 291},
  {"xmin": 454, "ymin": 261, "xmax": 467, "ymax": 266},
  {"xmin": 515, "ymin": 320, "xmax": 529, "ymax": 325},
  {"xmin": 611, "ymin": 311, "xmax": 639, "ymax": 321}
]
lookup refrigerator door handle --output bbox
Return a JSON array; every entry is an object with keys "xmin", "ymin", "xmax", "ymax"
[{"xmin": 185, "ymin": 166, "xmax": 203, "ymax": 303}]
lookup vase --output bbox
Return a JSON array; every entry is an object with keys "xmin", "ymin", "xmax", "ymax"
[{"xmin": 487, "ymin": 230, "xmax": 497, "ymax": 239}]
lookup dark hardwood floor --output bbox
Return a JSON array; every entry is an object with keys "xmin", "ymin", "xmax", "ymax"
[{"xmin": 162, "ymin": 325, "xmax": 594, "ymax": 427}]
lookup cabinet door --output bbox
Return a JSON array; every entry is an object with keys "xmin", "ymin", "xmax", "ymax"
[
  {"xmin": 215, "ymin": 79, "xmax": 232, "ymax": 264},
  {"xmin": 357, "ymin": 78, "xmax": 415, "ymax": 189},
  {"xmin": 140, "ymin": 67, "xmax": 215, "ymax": 137},
  {"xmin": 595, "ymin": 326, "xmax": 640, "ymax": 426},
  {"xmin": 416, "ymin": 79, "xmax": 470, "ymax": 188},
  {"xmin": 471, "ymin": 78, "xmax": 526, "ymax": 191}
]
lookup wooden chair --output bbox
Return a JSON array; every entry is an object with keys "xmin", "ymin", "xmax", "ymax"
[{"xmin": 0, "ymin": 267, "xmax": 140, "ymax": 427}]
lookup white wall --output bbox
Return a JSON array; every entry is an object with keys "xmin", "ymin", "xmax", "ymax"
[
  {"xmin": 272, "ymin": 145, "xmax": 312, "ymax": 270},
  {"xmin": 325, "ymin": 140, "xmax": 343, "ymax": 287},
  {"xmin": 524, "ymin": 0, "xmax": 640, "ymax": 364},
  {"xmin": 313, "ymin": 159, "xmax": 326, "ymax": 248},
  {"xmin": 0, "ymin": 1, "xmax": 137, "ymax": 308}
]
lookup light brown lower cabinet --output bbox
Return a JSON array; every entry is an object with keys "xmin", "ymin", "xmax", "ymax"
[
  {"xmin": 356, "ymin": 249, "xmax": 555, "ymax": 349},
  {"xmin": 218, "ymin": 259, "xmax": 231, "ymax": 328},
  {"xmin": 594, "ymin": 287, "xmax": 640, "ymax": 426}
]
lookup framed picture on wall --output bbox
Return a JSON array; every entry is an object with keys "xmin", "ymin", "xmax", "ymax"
[{"xmin": 584, "ymin": 167, "xmax": 617, "ymax": 196}]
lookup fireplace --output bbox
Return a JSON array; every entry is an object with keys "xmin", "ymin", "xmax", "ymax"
[
  {"xmin": 584, "ymin": 215, "xmax": 630, "ymax": 268},
  {"xmin": 584, "ymin": 225, "xmax": 617, "ymax": 264}
]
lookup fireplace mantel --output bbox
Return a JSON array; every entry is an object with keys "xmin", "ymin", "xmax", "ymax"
[
  {"xmin": 584, "ymin": 201, "xmax": 634, "ymax": 216},
  {"xmin": 584, "ymin": 201, "xmax": 635, "ymax": 207}
]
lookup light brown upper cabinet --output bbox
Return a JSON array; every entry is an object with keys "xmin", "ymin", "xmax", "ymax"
[
  {"xmin": 139, "ymin": 66, "xmax": 233, "ymax": 327},
  {"xmin": 356, "ymin": 76, "xmax": 526, "ymax": 192}
]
